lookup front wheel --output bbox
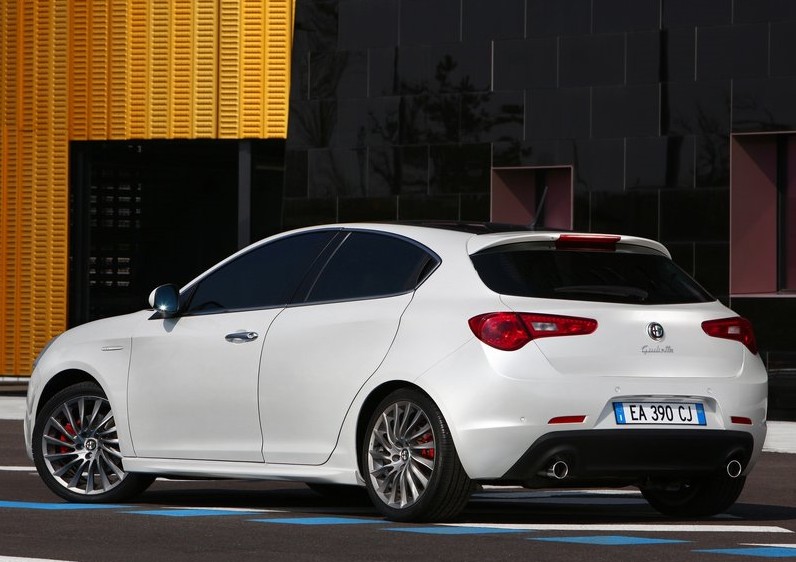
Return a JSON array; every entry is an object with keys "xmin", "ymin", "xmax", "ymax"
[
  {"xmin": 641, "ymin": 473, "xmax": 746, "ymax": 518},
  {"xmin": 33, "ymin": 382, "xmax": 154, "ymax": 503},
  {"xmin": 362, "ymin": 388, "xmax": 473, "ymax": 522}
]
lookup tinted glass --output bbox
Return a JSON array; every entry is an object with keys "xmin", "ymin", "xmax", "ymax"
[
  {"xmin": 307, "ymin": 232, "xmax": 436, "ymax": 302},
  {"xmin": 471, "ymin": 245, "xmax": 714, "ymax": 305},
  {"xmin": 187, "ymin": 231, "xmax": 337, "ymax": 313}
]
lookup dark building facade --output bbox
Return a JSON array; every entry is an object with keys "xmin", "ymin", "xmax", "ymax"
[{"xmin": 284, "ymin": 0, "xmax": 796, "ymax": 415}]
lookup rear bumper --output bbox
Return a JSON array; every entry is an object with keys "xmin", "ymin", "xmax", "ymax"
[{"xmin": 501, "ymin": 429, "xmax": 754, "ymax": 486}]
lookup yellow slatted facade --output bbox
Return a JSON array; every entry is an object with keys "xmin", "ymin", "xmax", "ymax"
[{"xmin": 0, "ymin": 0, "xmax": 294, "ymax": 375}]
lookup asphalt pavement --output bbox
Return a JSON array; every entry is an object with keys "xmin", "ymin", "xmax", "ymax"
[{"xmin": 2, "ymin": 380, "xmax": 796, "ymax": 561}]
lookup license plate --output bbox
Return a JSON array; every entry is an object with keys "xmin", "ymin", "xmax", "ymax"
[{"xmin": 613, "ymin": 402, "xmax": 706, "ymax": 426}]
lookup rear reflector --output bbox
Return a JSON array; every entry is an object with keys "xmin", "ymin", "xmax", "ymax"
[
  {"xmin": 701, "ymin": 317, "xmax": 759, "ymax": 355},
  {"xmin": 469, "ymin": 312, "xmax": 597, "ymax": 351},
  {"xmin": 556, "ymin": 234, "xmax": 621, "ymax": 251},
  {"xmin": 548, "ymin": 415, "xmax": 587, "ymax": 424},
  {"xmin": 731, "ymin": 416, "xmax": 753, "ymax": 425}
]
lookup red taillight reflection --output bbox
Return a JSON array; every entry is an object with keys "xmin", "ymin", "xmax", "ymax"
[
  {"xmin": 469, "ymin": 312, "xmax": 597, "ymax": 351},
  {"xmin": 701, "ymin": 317, "xmax": 758, "ymax": 355}
]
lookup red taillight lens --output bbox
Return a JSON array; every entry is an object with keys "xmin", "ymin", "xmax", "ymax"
[
  {"xmin": 701, "ymin": 317, "xmax": 758, "ymax": 355},
  {"xmin": 468, "ymin": 313, "xmax": 530, "ymax": 351},
  {"xmin": 469, "ymin": 313, "xmax": 598, "ymax": 351}
]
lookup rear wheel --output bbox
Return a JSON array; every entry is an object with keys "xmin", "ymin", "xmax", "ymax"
[
  {"xmin": 641, "ymin": 473, "xmax": 746, "ymax": 517},
  {"xmin": 33, "ymin": 382, "xmax": 154, "ymax": 503},
  {"xmin": 362, "ymin": 388, "xmax": 473, "ymax": 522}
]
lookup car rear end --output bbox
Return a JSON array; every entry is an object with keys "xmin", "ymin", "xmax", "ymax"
[{"xmin": 421, "ymin": 231, "xmax": 767, "ymax": 516}]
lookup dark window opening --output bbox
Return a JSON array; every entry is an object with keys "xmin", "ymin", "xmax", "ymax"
[
  {"xmin": 69, "ymin": 139, "xmax": 286, "ymax": 325},
  {"xmin": 471, "ymin": 245, "xmax": 714, "ymax": 305},
  {"xmin": 306, "ymin": 232, "xmax": 438, "ymax": 303}
]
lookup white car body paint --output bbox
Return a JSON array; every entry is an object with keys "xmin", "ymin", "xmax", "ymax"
[{"xmin": 24, "ymin": 223, "xmax": 768, "ymax": 495}]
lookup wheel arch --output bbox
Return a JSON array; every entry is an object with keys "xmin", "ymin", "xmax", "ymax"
[
  {"xmin": 355, "ymin": 381, "xmax": 430, "ymax": 471},
  {"xmin": 36, "ymin": 370, "xmax": 101, "ymax": 419}
]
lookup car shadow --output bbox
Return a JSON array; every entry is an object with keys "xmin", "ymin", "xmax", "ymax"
[{"xmin": 133, "ymin": 480, "xmax": 796, "ymax": 525}]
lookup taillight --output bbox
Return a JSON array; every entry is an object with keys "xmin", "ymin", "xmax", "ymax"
[
  {"xmin": 469, "ymin": 312, "xmax": 598, "ymax": 351},
  {"xmin": 556, "ymin": 234, "xmax": 621, "ymax": 251},
  {"xmin": 701, "ymin": 317, "xmax": 758, "ymax": 355}
]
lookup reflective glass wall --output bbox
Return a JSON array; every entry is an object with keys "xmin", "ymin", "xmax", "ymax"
[{"xmin": 285, "ymin": 0, "xmax": 796, "ymax": 395}]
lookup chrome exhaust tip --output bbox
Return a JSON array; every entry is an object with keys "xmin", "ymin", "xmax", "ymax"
[
  {"xmin": 726, "ymin": 459, "xmax": 743, "ymax": 479},
  {"xmin": 547, "ymin": 460, "xmax": 569, "ymax": 480}
]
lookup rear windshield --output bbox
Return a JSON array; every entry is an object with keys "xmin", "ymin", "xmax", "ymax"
[{"xmin": 471, "ymin": 245, "xmax": 714, "ymax": 305}]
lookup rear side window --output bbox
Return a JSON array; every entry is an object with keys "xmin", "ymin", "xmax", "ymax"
[
  {"xmin": 471, "ymin": 245, "xmax": 713, "ymax": 305},
  {"xmin": 305, "ymin": 232, "xmax": 437, "ymax": 303}
]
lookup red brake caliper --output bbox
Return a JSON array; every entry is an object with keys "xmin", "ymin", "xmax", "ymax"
[
  {"xmin": 59, "ymin": 422, "xmax": 76, "ymax": 454},
  {"xmin": 418, "ymin": 432, "xmax": 435, "ymax": 460}
]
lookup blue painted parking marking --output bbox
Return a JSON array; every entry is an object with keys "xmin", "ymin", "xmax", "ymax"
[
  {"xmin": 126, "ymin": 509, "xmax": 264, "ymax": 517},
  {"xmin": 387, "ymin": 526, "xmax": 527, "ymax": 535},
  {"xmin": 696, "ymin": 547, "xmax": 796, "ymax": 558},
  {"xmin": 0, "ymin": 500, "xmax": 125, "ymax": 511},
  {"xmin": 532, "ymin": 535, "xmax": 689, "ymax": 546},
  {"xmin": 251, "ymin": 516, "xmax": 382, "ymax": 526}
]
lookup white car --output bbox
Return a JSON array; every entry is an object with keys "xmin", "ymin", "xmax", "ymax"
[{"xmin": 24, "ymin": 223, "xmax": 768, "ymax": 521}]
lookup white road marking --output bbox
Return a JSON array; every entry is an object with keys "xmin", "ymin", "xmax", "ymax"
[
  {"xmin": 442, "ymin": 523, "xmax": 793, "ymax": 533},
  {"xmin": 0, "ymin": 467, "xmax": 35, "ymax": 472},
  {"xmin": 0, "ymin": 557, "xmax": 74, "ymax": 562},
  {"xmin": 741, "ymin": 544, "xmax": 796, "ymax": 548}
]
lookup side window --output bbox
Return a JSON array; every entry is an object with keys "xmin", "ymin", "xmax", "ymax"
[
  {"xmin": 306, "ymin": 232, "xmax": 437, "ymax": 303},
  {"xmin": 186, "ymin": 231, "xmax": 336, "ymax": 313}
]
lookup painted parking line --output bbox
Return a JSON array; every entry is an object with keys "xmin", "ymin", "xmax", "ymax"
[
  {"xmin": 250, "ymin": 516, "xmax": 383, "ymax": 526},
  {"xmin": 387, "ymin": 526, "xmax": 527, "ymax": 536},
  {"xmin": 696, "ymin": 546, "xmax": 796, "ymax": 558},
  {"xmin": 0, "ymin": 500, "xmax": 124, "ymax": 511},
  {"xmin": 0, "ymin": 466, "xmax": 35, "ymax": 472},
  {"xmin": 532, "ymin": 535, "xmax": 688, "ymax": 546},
  {"xmin": 442, "ymin": 523, "xmax": 794, "ymax": 533},
  {"xmin": 125, "ymin": 508, "xmax": 274, "ymax": 518},
  {"xmin": 0, "ymin": 556, "xmax": 74, "ymax": 562}
]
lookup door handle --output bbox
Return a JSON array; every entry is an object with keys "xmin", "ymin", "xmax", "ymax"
[{"xmin": 225, "ymin": 331, "xmax": 259, "ymax": 343}]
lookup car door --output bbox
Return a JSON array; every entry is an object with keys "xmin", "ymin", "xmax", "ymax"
[
  {"xmin": 127, "ymin": 230, "xmax": 338, "ymax": 462},
  {"xmin": 260, "ymin": 230, "xmax": 439, "ymax": 464}
]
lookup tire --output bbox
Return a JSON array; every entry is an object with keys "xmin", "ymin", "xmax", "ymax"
[
  {"xmin": 641, "ymin": 474, "xmax": 746, "ymax": 518},
  {"xmin": 361, "ymin": 388, "xmax": 473, "ymax": 522},
  {"xmin": 32, "ymin": 382, "xmax": 155, "ymax": 503}
]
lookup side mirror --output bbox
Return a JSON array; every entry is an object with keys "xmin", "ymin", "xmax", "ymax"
[{"xmin": 148, "ymin": 284, "xmax": 180, "ymax": 318}]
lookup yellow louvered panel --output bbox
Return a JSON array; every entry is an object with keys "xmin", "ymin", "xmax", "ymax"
[
  {"xmin": 149, "ymin": 1, "xmax": 171, "ymax": 138},
  {"xmin": 193, "ymin": 0, "xmax": 218, "ymax": 137},
  {"xmin": 0, "ymin": 130, "xmax": 20, "ymax": 375},
  {"xmin": 129, "ymin": 0, "xmax": 150, "ymax": 138},
  {"xmin": 171, "ymin": 0, "xmax": 194, "ymax": 138},
  {"xmin": 1, "ymin": 0, "xmax": 298, "ymax": 374},
  {"xmin": 88, "ymin": 0, "xmax": 109, "ymax": 139},
  {"xmin": 69, "ymin": 0, "xmax": 89, "ymax": 139},
  {"xmin": 109, "ymin": 0, "xmax": 130, "ymax": 139},
  {"xmin": 48, "ymin": 0, "xmax": 69, "ymax": 341},
  {"xmin": 241, "ymin": 0, "xmax": 265, "ymax": 138},
  {"xmin": 218, "ymin": 0, "xmax": 241, "ymax": 138},
  {"xmin": 1, "ymin": 2, "xmax": 18, "ymax": 131},
  {"xmin": 0, "ymin": 129, "xmax": 7, "ymax": 375},
  {"xmin": 265, "ymin": 0, "xmax": 292, "ymax": 136},
  {"xmin": 33, "ymin": 0, "xmax": 53, "ymax": 356}
]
